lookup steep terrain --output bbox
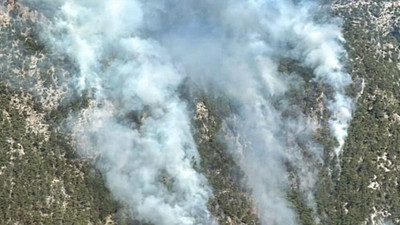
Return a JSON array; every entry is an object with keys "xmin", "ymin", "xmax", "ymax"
[
  {"xmin": 0, "ymin": 2, "xmax": 118, "ymax": 224},
  {"xmin": 318, "ymin": 1, "xmax": 400, "ymax": 224},
  {"xmin": 0, "ymin": 0, "xmax": 399, "ymax": 225}
]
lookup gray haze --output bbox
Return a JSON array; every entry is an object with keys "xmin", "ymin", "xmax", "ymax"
[
  {"xmin": 23, "ymin": 0, "xmax": 354, "ymax": 224},
  {"xmin": 23, "ymin": 0, "xmax": 217, "ymax": 224}
]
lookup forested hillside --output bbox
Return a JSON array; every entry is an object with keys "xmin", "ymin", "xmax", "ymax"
[
  {"xmin": 0, "ymin": 0, "xmax": 399, "ymax": 225},
  {"xmin": 317, "ymin": 1, "xmax": 400, "ymax": 224},
  {"xmin": 0, "ymin": 2, "xmax": 118, "ymax": 224}
]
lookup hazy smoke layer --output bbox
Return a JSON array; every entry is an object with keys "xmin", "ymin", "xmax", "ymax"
[
  {"xmin": 133, "ymin": 0, "xmax": 353, "ymax": 223},
  {"xmin": 24, "ymin": 0, "xmax": 216, "ymax": 224},
  {"xmin": 24, "ymin": 0, "xmax": 353, "ymax": 224}
]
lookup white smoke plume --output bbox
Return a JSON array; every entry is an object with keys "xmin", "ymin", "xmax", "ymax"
[
  {"xmin": 271, "ymin": 1, "xmax": 354, "ymax": 157},
  {"xmin": 22, "ymin": 0, "xmax": 216, "ymax": 224},
  {"xmin": 135, "ymin": 0, "xmax": 353, "ymax": 223},
  {"xmin": 22, "ymin": 0, "xmax": 354, "ymax": 224}
]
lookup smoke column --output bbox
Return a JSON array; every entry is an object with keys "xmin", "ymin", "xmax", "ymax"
[
  {"xmin": 23, "ymin": 1, "xmax": 217, "ymax": 224},
  {"xmin": 23, "ymin": 0, "xmax": 354, "ymax": 224}
]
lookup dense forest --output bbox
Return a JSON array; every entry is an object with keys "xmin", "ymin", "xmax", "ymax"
[{"xmin": 0, "ymin": 0, "xmax": 399, "ymax": 225}]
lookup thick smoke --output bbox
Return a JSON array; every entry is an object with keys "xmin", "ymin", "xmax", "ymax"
[
  {"xmin": 271, "ymin": 2, "xmax": 354, "ymax": 156},
  {"xmin": 24, "ymin": 0, "xmax": 216, "ymax": 224},
  {"xmin": 24, "ymin": 0, "xmax": 354, "ymax": 224},
  {"xmin": 135, "ymin": 1, "xmax": 353, "ymax": 223}
]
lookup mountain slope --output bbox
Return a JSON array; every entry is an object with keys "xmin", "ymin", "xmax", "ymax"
[{"xmin": 0, "ymin": 0, "xmax": 399, "ymax": 225}]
